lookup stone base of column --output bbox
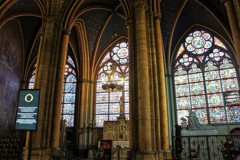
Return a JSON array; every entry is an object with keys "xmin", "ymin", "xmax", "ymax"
[
  {"xmin": 135, "ymin": 150, "xmax": 155, "ymax": 160},
  {"xmin": 162, "ymin": 149, "xmax": 172, "ymax": 160}
]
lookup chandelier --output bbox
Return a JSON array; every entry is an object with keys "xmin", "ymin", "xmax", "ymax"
[{"xmin": 101, "ymin": 62, "xmax": 124, "ymax": 92}]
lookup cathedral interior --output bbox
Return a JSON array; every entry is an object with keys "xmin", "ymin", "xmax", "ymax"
[{"xmin": 0, "ymin": 0, "xmax": 240, "ymax": 159}]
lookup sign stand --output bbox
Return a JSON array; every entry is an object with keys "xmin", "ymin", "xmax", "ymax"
[{"xmin": 14, "ymin": 89, "xmax": 41, "ymax": 160}]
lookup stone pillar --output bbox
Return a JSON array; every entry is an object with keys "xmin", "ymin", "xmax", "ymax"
[
  {"xmin": 24, "ymin": 17, "xmax": 61, "ymax": 160},
  {"xmin": 51, "ymin": 29, "xmax": 70, "ymax": 157},
  {"xmin": 154, "ymin": 13, "xmax": 171, "ymax": 159},
  {"xmin": 134, "ymin": 1, "xmax": 154, "ymax": 159},
  {"xmin": 233, "ymin": 0, "xmax": 240, "ymax": 28},
  {"xmin": 223, "ymin": 0, "xmax": 240, "ymax": 63}
]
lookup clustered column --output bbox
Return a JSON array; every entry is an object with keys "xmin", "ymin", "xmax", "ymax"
[{"xmin": 134, "ymin": 1, "xmax": 154, "ymax": 159}]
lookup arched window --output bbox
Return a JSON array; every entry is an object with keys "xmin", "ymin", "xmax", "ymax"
[
  {"xmin": 62, "ymin": 55, "xmax": 77, "ymax": 127},
  {"xmin": 174, "ymin": 30, "xmax": 240, "ymax": 125},
  {"xmin": 96, "ymin": 42, "xmax": 129, "ymax": 127}
]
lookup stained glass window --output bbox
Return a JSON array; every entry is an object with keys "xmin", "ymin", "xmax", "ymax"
[
  {"xmin": 62, "ymin": 55, "xmax": 77, "ymax": 127},
  {"xmin": 174, "ymin": 30, "xmax": 240, "ymax": 125},
  {"xmin": 96, "ymin": 42, "xmax": 129, "ymax": 127},
  {"xmin": 28, "ymin": 73, "xmax": 35, "ymax": 89}
]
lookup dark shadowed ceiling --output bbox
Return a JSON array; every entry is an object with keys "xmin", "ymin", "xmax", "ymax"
[{"xmin": 0, "ymin": 0, "xmax": 231, "ymax": 77}]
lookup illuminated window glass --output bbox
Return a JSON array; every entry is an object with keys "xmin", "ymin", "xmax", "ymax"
[
  {"xmin": 174, "ymin": 30, "xmax": 240, "ymax": 125},
  {"xmin": 62, "ymin": 55, "xmax": 77, "ymax": 127},
  {"xmin": 96, "ymin": 42, "xmax": 129, "ymax": 127},
  {"xmin": 28, "ymin": 73, "xmax": 35, "ymax": 89}
]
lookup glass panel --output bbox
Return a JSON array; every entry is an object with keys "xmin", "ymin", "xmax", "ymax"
[
  {"xmin": 190, "ymin": 82, "xmax": 205, "ymax": 95},
  {"xmin": 64, "ymin": 94, "xmax": 75, "ymax": 103},
  {"xmin": 214, "ymin": 37, "xmax": 227, "ymax": 49},
  {"xmin": 226, "ymin": 106, "xmax": 240, "ymax": 123},
  {"xmin": 124, "ymin": 92, "xmax": 129, "ymax": 102},
  {"xmin": 97, "ymin": 82, "xmax": 106, "ymax": 92},
  {"xmin": 96, "ymin": 104, "xmax": 108, "ymax": 114},
  {"xmin": 209, "ymin": 107, "xmax": 226, "ymax": 123},
  {"xmin": 67, "ymin": 55, "xmax": 75, "ymax": 67},
  {"xmin": 191, "ymin": 95, "xmax": 206, "ymax": 109},
  {"xmin": 63, "ymin": 115, "xmax": 74, "ymax": 127},
  {"xmin": 220, "ymin": 68, "xmax": 236, "ymax": 78},
  {"xmin": 63, "ymin": 104, "xmax": 75, "ymax": 114},
  {"xmin": 66, "ymin": 74, "xmax": 76, "ymax": 82},
  {"xmin": 96, "ymin": 115, "xmax": 108, "ymax": 127},
  {"xmin": 205, "ymin": 80, "xmax": 222, "ymax": 93},
  {"xmin": 124, "ymin": 103, "xmax": 129, "ymax": 113},
  {"xmin": 109, "ymin": 103, "xmax": 120, "ymax": 114},
  {"xmin": 220, "ymin": 59, "xmax": 234, "ymax": 68},
  {"xmin": 110, "ymin": 92, "xmax": 121, "ymax": 103},
  {"xmin": 207, "ymin": 93, "xmax": 224, "ymax": 107},
  {"xmin": 109, "ymin": 115, "xmax": 119, "ymax": 121},
  {"xmin": 175, "ymin": 84, "xmax": 190, "ymax": 97},
  {"xmin": 65, "ymin": 83, "xmax": 76, "ymax": 93},
  {"xmin": 193, "ymin": 109, "xmax": 208, "ymax": 124},
  {"xmin": 189, "ymin": 73, "xmax": 202, "ymax": 83},
  {"xmin": 176, "ymin": 97, "xmax": 191, "ymax": 110},
  {"xmin": 96, "ymin": 93, "xmax": 108, "ymax": 103},
  {"xmin": 205, "ymin": 71, "xmax": 220, "ymax": 80},
  {"xmin": 222, "ymin": 78, "xmax": 239, "ymax": 92},
  {"xmin": 175, "ymin": 75, "xmax": 188, "ymax": 84}
]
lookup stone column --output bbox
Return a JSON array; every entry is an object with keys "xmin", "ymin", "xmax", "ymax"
[
  {"xmin": 223, "ymin": 0, "xmax": 240, "ymax": 63},
  {"xmin": 25, "ymin": 17, "xmax": 61, "ymax": 160},
  {"xmin": 134, "ymin": 1, "xmax": 154, "ymax": 159},
  {"xmin": 233, "ymin": 0, "xmax": 240, "ymax": 28},
  {"xmin": 51, "ymin": 29, "xmax": 70, "ymax": 157},
  {"xmin": 154, "ymin": 13, "xmax": 171, "ymax": 159}
]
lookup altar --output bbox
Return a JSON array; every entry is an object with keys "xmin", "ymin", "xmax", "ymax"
[{"xmin": 103, "ymin": 116, "xmax": 130, "ymax": 160}]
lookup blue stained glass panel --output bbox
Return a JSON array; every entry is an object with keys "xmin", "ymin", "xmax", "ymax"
[
  {"xmin": 63, "ymin": 104, "xmax": 74, "ymax": 114},
  {"xmin": 205, "ymin": 61, "xmax": 218, "ymax": 71},
  {"xmin": 191, "ymin": 95, "xmax": 206, "ymax": 109},
  {"xmin": 96, "ymin": 104, "xmax": 108, "ymax": 114},
  {"xmin": 67, "ymin": 55, "xmax": 75, "ymax": 67},
  {"xmin": 209, "ymin": 107, "xmax": 227, "ymax": 123},
  {"xmin": 65, "ymin": 83, "xmax": 76, "ymax": 93},
  {"xmin": 222, "ymin": 78, "xmax": 239, "ymax": 92},
  {"xmin": 226, "ymin": 106, "xmax": 240, "ymax": 123},
  {"xmin": 205, "ymin": 71, "xmax": 220, "ymax": 80},
  {"xmin": 220, "ymin": 59, "xmax": 233, "ymax": 68},
  {"xmin": 64, "ymin": 94, "xmax": 75, "ymax": 103},
  {"xmin": 207, "ymin": 93, "xmax": 224, "ymax": 107},
  {"xmin": 220, "ymin": 68, "xmax": 236, "ymax": 78},
  {"xmin": 206, "ymin": 80, "xmax": 221, "ymax": 93},
  {"xmin": 175, "ymin": 75, "xmax": 188, "ymax": 84},
  {"xmin": 63, "ymin": 115, "xmax": 74, "ymax": 127},
  {"xmin": 175, "ymin": 84, "xmax": 190, "ymax": 97},
  {"xmin": 176, "ymin": 97, "xmax": 191, "ymax": 110},
  {"xmin": 66, "ymin": 74, "xmax": 76, "ymax": 82}
]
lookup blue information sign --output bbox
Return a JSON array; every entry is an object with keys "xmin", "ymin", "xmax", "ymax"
[{"xmin": 15, "ymin": 89, "xmax": 40, "ymax": 131}]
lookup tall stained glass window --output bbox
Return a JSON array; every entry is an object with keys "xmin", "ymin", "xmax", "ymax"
[
  {"xmin": 62, "ymin": 55, "xmax": 77, "ymax": 127},
  {"xmin": 174, "ymin": 30, "xmax": 240, "ymax": 125},
  {"xmin": 96, "ymin": 42, "xmax": 129, "ymax": 127}
]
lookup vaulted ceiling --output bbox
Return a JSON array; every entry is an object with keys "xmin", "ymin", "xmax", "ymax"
[{"xmin": 0, "ymin": 0, "xmax": 231, "ymax": 77}]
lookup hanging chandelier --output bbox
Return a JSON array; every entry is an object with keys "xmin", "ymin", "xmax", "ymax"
[
  {"xmin": 102, "ymin": 67, "xmax": 124, "ymax": 92},
  {"xmin": 101, "ymin": 62, "xmax": 124, "ymax": 92}
]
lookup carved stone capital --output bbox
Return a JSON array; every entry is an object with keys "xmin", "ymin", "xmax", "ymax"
[{"xmin": 134, "ymin": 0, "xmax": 148, "ymax": 10}]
